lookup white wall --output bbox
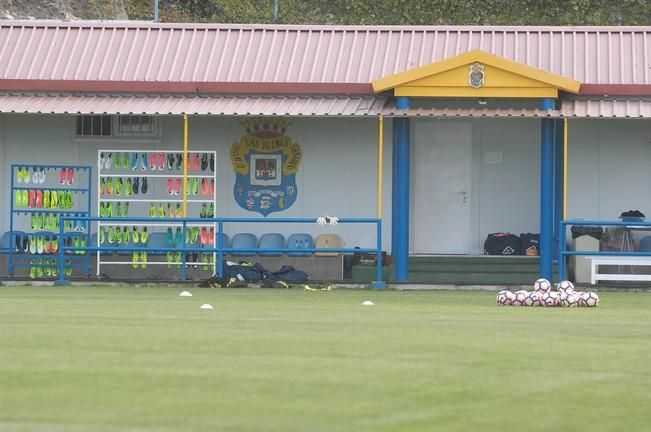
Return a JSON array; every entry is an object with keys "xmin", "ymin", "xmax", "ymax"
[
  {"xmin": 1, "ymin": 114, "xmax": 393, "ymax": 250},
  {"xmin": 411, "ymin": 118, "xmax": 541, "ymax": 254},
  {"xmin": 567, "ymin": 119, "xmax": 651, "ymax": 221},
  {"xmin": 476, "ymin": 118, "xmax": 541, "ymax": 252},
  {"xmin": 3, "ymin": 113, "xmax": 647, "ymax": 255}
]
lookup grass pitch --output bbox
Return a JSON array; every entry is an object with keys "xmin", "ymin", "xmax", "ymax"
[{"xmin": 0, "ymin": 287, "xmax": 650, "ymax": 432}]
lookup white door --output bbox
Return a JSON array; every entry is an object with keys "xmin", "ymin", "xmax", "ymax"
[{"xmin": 413, "ymin": 122, "xmax": 472, "ymax": 254}]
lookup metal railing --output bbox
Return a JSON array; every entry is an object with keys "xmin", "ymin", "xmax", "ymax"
[
  {"xmin": 57, "ymin": 216, "xmax": 386, "ymax": 287},
  {"xmin": 558, "ymin": 219, "xmax": 651, "ymax": 281}
]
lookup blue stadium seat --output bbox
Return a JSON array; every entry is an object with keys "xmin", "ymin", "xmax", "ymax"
[
  {"xmin": 231, "ymin": 233, "xmax": 257, "ymax": 256},
  {"xmin": 258, "ymin": 233, "xmax": 285, "ymax": 256},
  {"xmin": 287, "ymin": 233, "xmax": 313, "ymax": 256}
]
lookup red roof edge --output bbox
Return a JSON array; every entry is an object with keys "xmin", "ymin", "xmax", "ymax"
[
  {"xmin": 0, "ymin": 80, "xmax": 374, "ymax": 95},
  {"xmin": 579, "ymin": 84, "xmax": 651, "ymax": 96},
  {"xmin": 2, "ymin": 80, "xmax": 649, "ymax": 97}
]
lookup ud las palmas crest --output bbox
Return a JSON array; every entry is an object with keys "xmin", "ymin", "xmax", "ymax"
[
  {"xmin": 469, "ymin": 62, "xmax": 485, "ymax": 89},
  {"xmin": 231, "ymin": 118, "xmax": 302, "ymax": 216}
]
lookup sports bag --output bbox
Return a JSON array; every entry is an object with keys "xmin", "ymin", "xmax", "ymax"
[
  {"xmin": 519, "ymin": 233, "xmax": 540, "ymax": 256},
  {"xmin": 484, "ymin": 233, "xmax": 520, "ymax": 255}
]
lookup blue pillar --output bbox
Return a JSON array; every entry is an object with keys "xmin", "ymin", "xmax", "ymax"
[
  {"xmin": 540, "ymin": 98, "xmax": 555, "ymax": 280},
  {"xmin": 391, "ymin": 122, "xmax": 398, "ymax": 257},
  {"xmin": 553, "ymin": 119, "xmax": 564, "ymax": 265},
  {"xmin": 393, "ymin": 96, "xmax": 411, "ymax": 281}
]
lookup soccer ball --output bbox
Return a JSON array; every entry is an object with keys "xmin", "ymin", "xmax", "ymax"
[
  {"xmin": 496, "ymin": 290, "xmax": 511, "ymax": 305},
  {"xmin": 563, "ymin": 292, "xmax": 580, "ymax": 307},
  {"xmin": 582, "ymin": 291, "xmax": 600, "ymax": 307},
  {"xmin": 557, "ymin": 280, "xmax": 575, "ymax": 294},
  {"xmin": 525, "ymin": 291, "xmax": 543, "ymax": 306},
  {"xmin": 575, "ymin": 292, "xmax": 585, "ymax": 306},
  {"xmin": 512, "ymin": 290, "xmax": 528, "ymax": 306},
  {"xmin": 542, "ymin": 291, "xmax": 559, "ymax": 307},
  {"xmin": 533, "ymin": 278, "xmax": 552, "ymax": 294},
  {"xmin": 497, "ymin": 290, "xmax": 515, "ymax": 306}
]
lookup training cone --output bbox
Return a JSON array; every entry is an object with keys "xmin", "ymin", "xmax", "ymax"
[
  {"xmin": 362, "ymin": 300, "xmax": 374, "ymax": 306},
  {"xmin": 179, "ymin": 291, "xmax": 193, "ymax": 297},
  {"xmin": 199, "ymin": 304, "xmax": 214, "ymax": 310}
]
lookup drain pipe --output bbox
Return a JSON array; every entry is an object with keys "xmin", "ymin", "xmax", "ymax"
[{"xmin": 154, "ymin": 0, "xmax": 159, "ymax": 22}]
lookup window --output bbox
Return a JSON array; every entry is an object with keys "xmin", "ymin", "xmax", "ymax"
[
  {"xmin": 76, "ymin": 115, "xmax": 112, "ymax": 137},
  {"xmin": 116, "ymin": 115, "xmax": 159, "ymax": 138},
  {"xmin": 75, "ymin": 115, "xmax": 160, "ymax": 139}
]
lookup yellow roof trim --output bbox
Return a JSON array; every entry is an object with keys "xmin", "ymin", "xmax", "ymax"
[{"xmin": 372, "ymin": 50, "xmax": 581, "ymax": 95}]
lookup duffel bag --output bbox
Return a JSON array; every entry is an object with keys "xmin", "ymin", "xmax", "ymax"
[
  {"xmin": 484, "ymin": 233, "xmax": 520, "ymax": 255},
  {"xmin": 519, "ymin": 233, "xmax": 540, "ymax": 256}
]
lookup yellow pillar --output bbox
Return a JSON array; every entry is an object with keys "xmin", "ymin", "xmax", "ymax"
[{"xmin": 563, "ymin": 117, "xmax": 568, "ymax": 220}]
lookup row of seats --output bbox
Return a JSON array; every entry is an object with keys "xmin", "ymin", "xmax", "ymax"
[{"xmin": 230, "ymin": 233, "xmax": 344, "ymax": 257}]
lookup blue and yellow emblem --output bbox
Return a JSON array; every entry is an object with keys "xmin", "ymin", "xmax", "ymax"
[{"xmin": 231, "ymin": 118, "xmax": 302, "ymax": 216}]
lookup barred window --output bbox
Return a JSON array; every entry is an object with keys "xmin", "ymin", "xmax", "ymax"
[
  {"xmin": 116, "ymin": 115, "xmax": 159, "ymax": 138},
  {"xmin": 75, "ymin": 115, "xmax": 159, "ymax": 139},
  {"xmin": 76, "ymin": 115, "xmax": 112, "ymax": 137}
]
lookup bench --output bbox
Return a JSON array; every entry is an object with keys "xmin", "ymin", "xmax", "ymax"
[{"xmin": 590, "ymin": 256, "xmax": 651, "ymax": 285}]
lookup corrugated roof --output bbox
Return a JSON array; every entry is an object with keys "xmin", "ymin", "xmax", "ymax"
[
  {"xmin": 0, "ymin": 93, "xmax": 386, "ymax": 116},
  {"xmin": 0, "ymin": 21, "xmax": 650, "ymax": 86},
  {"xmin": 379, "ymin": 106, "xmax": 561, "ymax": 117},
  {"xmin": 0, "ymin": 92, "xmax": 569, "ymax": 117},
  {"xmin": 561, "ymin": 99, "xmax": 651, "ymax": 117}
]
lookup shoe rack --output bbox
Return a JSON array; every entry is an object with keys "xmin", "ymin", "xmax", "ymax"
[
  {"xmin": 96, "ymin": 150, "xmax": 217, "ymax": 277},
  {"xmin": 8, "ymin": 164, "xmax": 92, "ymax": 279}
]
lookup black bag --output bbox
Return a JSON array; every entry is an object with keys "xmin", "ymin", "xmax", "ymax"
[
  {"xmin": 272, "ymin": 265, "xmax": 310, "ymax": 283},
  {"xmin": 570, "ymin": 226, "xmax": 603, "ymax": 240},
  {"xmin": 519, "ymin": 233, "xmax": 540, "ymax": 256},
  {"xmin": 484, "ymin": 233, "xmax": 520, "ymax": 255}
]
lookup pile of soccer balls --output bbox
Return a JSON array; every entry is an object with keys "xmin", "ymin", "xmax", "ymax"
[{"xmin": 496, "ymin": 279, "xmax": 599, "ymax": 307}]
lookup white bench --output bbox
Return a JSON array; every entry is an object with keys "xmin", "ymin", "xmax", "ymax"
[{"xmin": 590, "ymin": 256, "xmax": 651, "ymax": 285}]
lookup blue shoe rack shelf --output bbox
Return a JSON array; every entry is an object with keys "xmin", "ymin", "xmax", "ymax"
[{"xmin": 8, "ymin": 164, "xmax": 92, "ymax": 279}]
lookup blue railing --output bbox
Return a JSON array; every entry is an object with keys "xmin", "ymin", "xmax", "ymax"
[
  {"xmin": 57, "ymin": 216, "xmax": 386, "ymax": 288},
  {"xmin": 558, "ymin": 219, "xmax": 651, "ymax": 280}
]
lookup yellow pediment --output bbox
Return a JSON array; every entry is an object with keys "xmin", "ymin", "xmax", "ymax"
[{"xmin": 372, "ymin": 50, "xmax": 581, "ymax": 98}]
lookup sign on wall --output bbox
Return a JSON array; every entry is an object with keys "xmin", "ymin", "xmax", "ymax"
[{"xmin": 231, "ymin": 118, "xmax": 302, "ymax": 216}]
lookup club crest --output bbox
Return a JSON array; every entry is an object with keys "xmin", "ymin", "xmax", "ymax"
[
  {"xmin": 231, "ymin": 118, "xmax": 302, "ymax": 216},
  {"xmin": 469, "ymin": 62, "xmax": 485, "ymax": 89}
]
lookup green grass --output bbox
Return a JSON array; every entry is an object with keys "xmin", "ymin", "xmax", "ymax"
[{"xmin": 0, "ymin": 287, "xmax": 650, "ymax": 432}]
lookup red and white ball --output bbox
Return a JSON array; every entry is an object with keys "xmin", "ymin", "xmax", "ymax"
[
  {"xmin": 581, "ymin": 291, "xmax": 600, "ymax": 307},
  {"xmin": 533, "ymin": 278, "xmax": 552, "ymax": 294}
]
